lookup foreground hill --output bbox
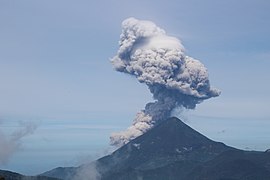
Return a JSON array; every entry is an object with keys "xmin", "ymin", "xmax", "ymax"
[
  {"xmin": 42, "ymin": 117, "xmax": 270, "ymax": 180},
  {"xmin": 0, "ymin": 169, "xmax": 61, "ymax": 180}
]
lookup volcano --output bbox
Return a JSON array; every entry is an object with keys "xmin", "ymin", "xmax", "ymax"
[{"xmin": 41, "ymin": 117, "xmax": 270, "ymax": 180}]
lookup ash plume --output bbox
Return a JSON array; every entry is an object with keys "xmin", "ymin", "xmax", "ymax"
[{"xmin": 110, "ymin": 18, "xmax": 220, "ymax": 147}]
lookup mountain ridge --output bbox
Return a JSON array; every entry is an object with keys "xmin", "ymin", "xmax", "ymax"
[
  {"xmin": 14, "ymin": 117, "xmax": 270, "ymax": 180},
  {"xmin": 95, "ymin": 117, "xmax": 237, "ymax": 180},
  {"xmin": 0, "ymin": 169, "xmax": 61, "ymax": 180},
  {"xmin": 97, "ymin": 117, "xmax": 234, "ymax": 172}
]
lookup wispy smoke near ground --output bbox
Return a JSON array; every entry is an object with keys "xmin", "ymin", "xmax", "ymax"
[
  {"xmin": 72, "ymin": 163, "xmax": 101, "ymax": 180},
  {"xmin": 0, "ymin": 121, "xmax": 37, "ymax": 165},
  {"xmin": 110, "ymin": 18, "xmax": 220, "ymax": 147}
]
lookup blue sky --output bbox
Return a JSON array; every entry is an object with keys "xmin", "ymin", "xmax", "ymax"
[{"xmin": 0, "ymin": 0, "xmax": 270, "ymax": 175}]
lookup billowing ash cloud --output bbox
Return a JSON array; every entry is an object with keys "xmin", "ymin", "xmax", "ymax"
[{"xmin": 110, "ymin": 18, "xmax": 220, "ymax": 147}]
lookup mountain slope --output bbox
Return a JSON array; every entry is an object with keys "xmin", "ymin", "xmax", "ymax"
[
  {"xmin": 41, "ymin": 167, "xmax": 76, "ymax": 180},
  {"xmin": 187, "ymin": 150, "xmax": 270, "ymax": 180},
  {"xmin": 97, "ymin": 117, "xmax": 233, "ymax": 179},
  {"xmin": 42, "ymin": 117, "xmax": 270, "ymax": 180}
]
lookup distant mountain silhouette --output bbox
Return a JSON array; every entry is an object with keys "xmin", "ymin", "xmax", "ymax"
[
  {"xmin": 41, "ymin": 117, "xmax": 270, "ymax": 180},
  {"xmin": 0, "ymin": 169, "xmax": 60, "ymax": 180}
]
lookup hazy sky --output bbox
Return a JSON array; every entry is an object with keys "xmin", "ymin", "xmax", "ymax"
[{"xmin": 0, "ymin": 0, "xmax": 270, "ymax": 175}]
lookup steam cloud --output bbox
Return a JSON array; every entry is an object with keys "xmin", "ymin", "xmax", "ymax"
[
  {"xmin": 110, "ymin": 18, "xmax": 220, "ymax": 147},
  {"xmin": 0, "ymin": 121, "xmax": 37, "ymax": 165}
]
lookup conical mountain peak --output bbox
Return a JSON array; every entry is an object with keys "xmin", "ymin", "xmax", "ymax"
[
  {"xmin": 96, "ymin": 117, "xmax": 232, "ymax": 176},
  {"xmin": 130, "ymin": 117, "xmax": 217, "ymax": 151}
]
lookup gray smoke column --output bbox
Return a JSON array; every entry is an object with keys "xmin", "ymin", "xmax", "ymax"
[
  {"xmin": 0, "ymin": 121, "xmax": 37, "ymax": 165},
  {"xmin": 110, "ymin": 18, "xmax": 220, "ymax": 147}
]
